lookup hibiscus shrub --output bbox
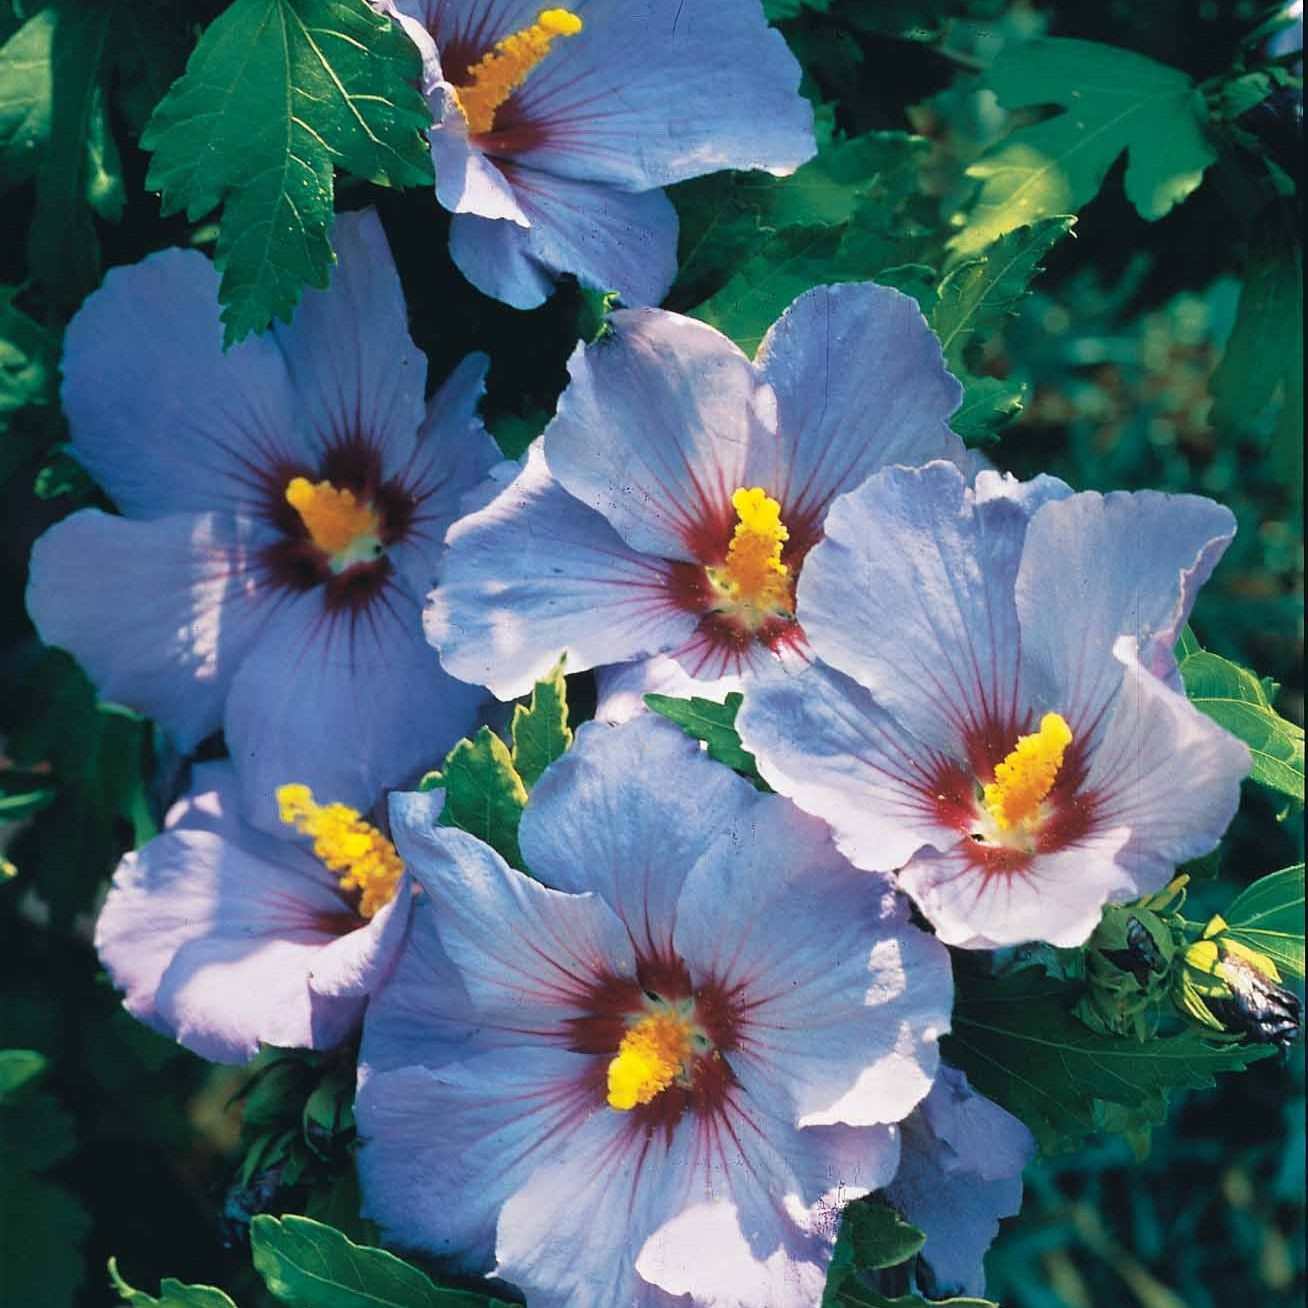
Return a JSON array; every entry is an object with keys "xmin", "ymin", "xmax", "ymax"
[{"xmin": 0, "ymin": 1, "xmax": 1302, "ymax": 1307}]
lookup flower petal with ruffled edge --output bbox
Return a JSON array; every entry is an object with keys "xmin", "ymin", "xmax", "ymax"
[
  {"xmin": 882, "ymin": 1067, "xmax": 1034, "ymax": 1298},
  {"xmin": 357, "ymin": 717, "xmax": 948, "ymax": 1305},
  {"xmin": 740, "ymin": 463, "xmax": 1250, "ymax": 949},
  {"xmin": 94, "ymin": 764, "xmax": 409, "ymax": 1063}
]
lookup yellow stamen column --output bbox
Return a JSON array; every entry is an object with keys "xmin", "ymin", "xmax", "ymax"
[{"xmin": 455, "ymin": 9, "xmax": 583, "ymax": 135}]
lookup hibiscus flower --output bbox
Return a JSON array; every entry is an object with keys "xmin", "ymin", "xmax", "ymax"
[
  {"xmin": 355, "ymin": 715, "xmax": 953, "ymax": 1307},
  {"xmin": 376, "ymin": 0, "xmax": 815, "ymax": 307},
  {"xmin": 27, "ymin": 210, "xmax": 498, "ymax": 830},
  {"xmin": 738, "ymin": 461, "xmax": 1251, "ymax": 949},
  {"xmin": 427, "ymin": 282, "xmax": 965, "ymax": 707}
]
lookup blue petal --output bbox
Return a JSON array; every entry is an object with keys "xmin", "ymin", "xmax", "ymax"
[
  {"xmin": 1015, "ymin": 488, "xmax": 1237, "ymax": 731},
  {"xmin": 428, "ymin": 445, "xmax": 698, "ymax": 700},
  {"xmin": 26, "ymin": 510, "xmax": 274, "ymax": 751},
  {"xmin": 449, "ymin": 170, "xmax": 678, "ymax": 309},
  {"xmin": 518, "ymin": 714, "xmax": 757, "ymax": 949},
  {"xmin": 750, "ymin": 283, "xmax": 965, "ymax": 525},
  {"xmin": 60, "ymin": 249, "xmax": 305, "ymax": 519},
  {"xmin": 272, "ymin": 209, "xmax": 429, "ymax": 469},
  {"xmin": 224, "ymin": 585, "xmax": 485, "ymax": 832},
  {"xmin": 476, "ymin": 0, "xmax": 815, "ymax": 191},
  {"xmin": 884, "ymin": 1067, "xmax": 1033, "ymax": 1298},
  {"xmin": 545, "ymin": 309, "xmax": 771, "ymax": 559}
]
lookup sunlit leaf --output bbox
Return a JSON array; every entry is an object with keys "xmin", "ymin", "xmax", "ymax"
[
  {"xmin": 510, "ymin": 660, "xmax": 572, "ymax": 789},
  {"xmin": 109, "ymin": 1257, "xmax": 239, "ymax": 1307},
  {"xmin": 1179, "ymin": 648, "xmax": 1304, "ymax": 806},
  {"xmin": 954, "ymin": 39, "xmax": 1216, "ymax": 255},
  {"xmin": 1221, "ymin": 864, "xmax": 1305, "ymax": 981},
  {"xmin": 251, "ymin": 1215, "xmax": 511, "ymax": 1307}
]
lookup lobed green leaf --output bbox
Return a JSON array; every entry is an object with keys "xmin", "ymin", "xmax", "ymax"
[
  {"xmin": 954, "ymin": 39, "xmax": 1216, "ymax": 256},
  {"xmin": 141, "ymin": 0, "xmax": 433, "ymax": 344},
  {"xmin": 109, "ymin": 1257, "xmax": 239, "ymax": 1307},
  {"xmin": 438, "ymin": 728, "xmax": 528, "ymax": 870},
  {"xmin": 943, "ymin": 966, "xmax": 1275, "ymax": 1154},
  {"xmin": 645, "ymin": 692, "xmax": 764, "ymax": 784},
  {"xmin": 510, "ymin": 659, "xmax": 572, "ymax": 789}
]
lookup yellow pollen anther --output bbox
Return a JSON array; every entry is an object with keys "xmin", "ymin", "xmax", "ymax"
[
  {"xmin": 276, "ymin": 784, "xmax": 404, "ymax": 919},
  {"xmin": 706, "ymin": 487, "xmax": 794, "ymax": 619},
  {"xmin": 982, "ymin": 713, "xmax": 1073, "ymax": 832},
  {"xmin": 454, "ymin": 9, "xmax": 583, "ymax": 135},
  {"xmin": 285, "ymin": 477, "xmax": 381, "ymax": 560},
  {"xmin": 607, "ymin": 1011, "xmax": 694, "ymax": 1111}
]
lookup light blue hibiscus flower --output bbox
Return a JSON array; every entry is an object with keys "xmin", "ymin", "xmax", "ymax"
[
  {"xmin": 355, "ymin": 715, "xmax": 953, "ymax": 1308},
  {"xmin": 427, "ymin": 282, "xmax": 966, "ymax": 710},
  {"xmin": 882, "ymin": 1066, "xmax": 1034, "ymax": 1299},
  {"xmin": 373, "ymin": 0, "xmax": 816, "ymax": 308},
  {"xmin": 26, "ymin": 210, "xmax": 498, "ymax": 831},
  {"xmin": 94, "ymin": 763, "xmax": 413, "ymax": 1064},
  {"xmin": 737, "ymin": 461, "xmax": 1251, "ymax": 950}
]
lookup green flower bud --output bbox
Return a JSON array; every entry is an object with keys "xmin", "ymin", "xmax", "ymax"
[{"xmin": 1176, "ymin": 917, "xmax": 1302, "ymax": 1048}]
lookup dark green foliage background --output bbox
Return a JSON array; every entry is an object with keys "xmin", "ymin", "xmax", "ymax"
[{"xmin": 0, "ymin": 0, "xmax": 1302, "ymax": 1305}]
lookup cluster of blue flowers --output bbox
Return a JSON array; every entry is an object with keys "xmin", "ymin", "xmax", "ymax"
[{"xmin": 24, "ymin": 4, "xmax": 1255, "ymax": 1305}]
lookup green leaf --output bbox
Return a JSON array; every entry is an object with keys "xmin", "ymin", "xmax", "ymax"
[
  {"xmin": 947, "ymin": 375, "xmax": 1024, "ymax": 444},
  {"xmin": 142, "ymin": 0, "xmax": 433, "ymax": 344},
  {"xmin": 763, "ymin": 0, "xmax": 833, "ymax": 20},
  {"xmin": 438, "ymin": 728, "xmax": 528, "ymax": 869},
  {"xmin": 0, "ymin": 288, "xmax": 59, "ymax": 428},
  {"xmin": 822, "ymin": 1201, "xmax": 924, "ymax": 1307},
  {"xmin": 954, "ymin": 39, "xmax": 1216, "ymax": 256},
  {"xmin": 0, "ymin": 1050, "xmax": 46, "ymax": 1099},
  {"xmin": 0, "ymin": 286, "xmax": 61, "ymax": 486},
  {"xmin": 0, "ymin": 1170, "xmax": 90, "ymax": 1308},
  {"xmin": 933, "ymin": 217, "xmax": 1074, "ymax": 368},
  {"xmin": 645, "ymin": 692, "xmax": 763, "ymax": 783},
  {"xmin": 0, "ymin": 1, "xmax": 178, "ymax": 300},
  {"xmin": 1209, "ymin": 200, "xmax": 1303, "ymax": 497},
  {"xmin": 691, "ymin": 221, "xmax": 844, "ymax": 353},
  {"xmin": 1179, "ymin": 648, "xmax": 1304, "ymax": 806},
  {"xmin": 0, "ymin": 650, "xmax": 155, "ymax": 921},
  {"xmin": 0, "ymin": 770, "xmax": 56, "ymax": 821},
  {"xmin": 510, "ymin": 660, "xmax": 572, "ymax": 789},
  {"xmin": 1220, "ymin": 864, "xmax": 1305, "ymax": 981},
  {"xmin": 943, "ymin": 966, "xmax": 1274, "ymax": 1154},
  {"xmin": 675, "ymin": 131, "xmax": 931, "ymax": 349},
  {"xmin": 109, "ymin": 1257, "xmax": 240, "ymax": 1307},
  {"xmin": 251, "ymin": 1214, "xmax": 511, "ymax": 1307},
  {"xmin": 0, "ymin": 1052, "xmax": 88, "ymax": 1308}
]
